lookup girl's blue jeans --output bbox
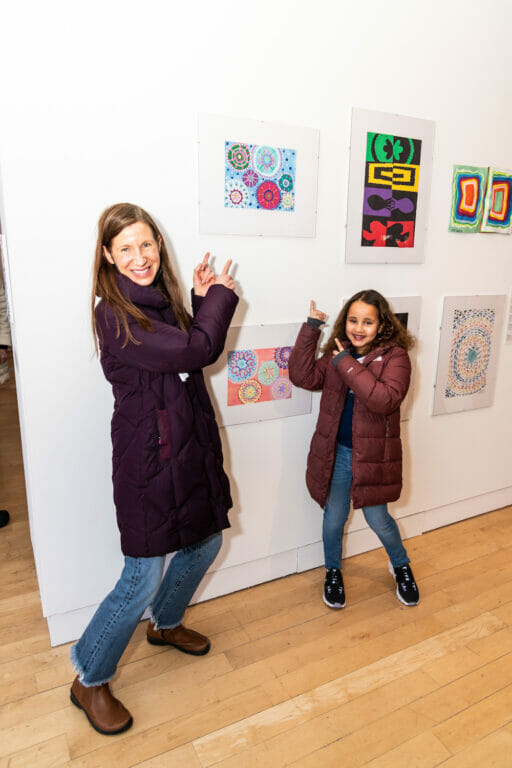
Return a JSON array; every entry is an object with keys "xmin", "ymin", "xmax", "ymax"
[
  {"xmin": 323, "ymin": 444, "xmax": 409, "ymax": 570},
  {"xmin": 70, "ymin": 532, "xmax": 222, "ymax": 686}
]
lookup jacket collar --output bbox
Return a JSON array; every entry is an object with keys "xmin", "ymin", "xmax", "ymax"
[
  {"xmin": 116, "ymin": 273, "xmax": 169, "ymax": 309},
  {"xmin": 341, "ymin": 339, "xmax": 396, "ymax": 363}
]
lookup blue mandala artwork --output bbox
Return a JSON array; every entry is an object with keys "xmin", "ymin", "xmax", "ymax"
[
  {"xmin": 227, "ymin": 349, "xmax": 258, "ymax": 383},
  {"xmin": 225, "ymin": 141, "xmax": 296, "ymax": 212}
]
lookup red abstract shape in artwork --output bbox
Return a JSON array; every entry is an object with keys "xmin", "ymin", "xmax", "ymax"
[
  {"xmin": 362, "ymin": 220, "xmax": 414, "ymax": 248},
  {"xmin": 362, "ymin": 220, "xmax": 387, "ymax": 246},
  {"xmin": 391, "ymin": 221, "xmax": 414, "ymax": 248}
]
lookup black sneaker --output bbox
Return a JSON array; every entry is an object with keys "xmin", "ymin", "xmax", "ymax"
[
  {"xmin": 0, "ymin": 510, "xmax": 9, "ymax": 528},
  {"xmin": 323, "ymin": 568, "xmax": 346, "ymax": 609},
  {"xmin": 389, "ymin": 562, "xmax": 419, "ymax": 606}
]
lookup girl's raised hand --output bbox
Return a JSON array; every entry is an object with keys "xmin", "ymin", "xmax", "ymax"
[
  {"xmin": 215, "ymin": 259, "xmax": 235, "ymax": 291},
  {"xmin": 332, "ymin": 337, "xmax": 343, "ymax": 356},
  {"xmin": 309, "ymin": 300, "xmax": 327, "ymax": 323},
  {"xmin": 193, "ymin": 252, "xmax": 216, "ymax": 297}
]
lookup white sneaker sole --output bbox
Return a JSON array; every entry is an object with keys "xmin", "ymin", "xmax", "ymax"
[
  {"xmin": 388, "ymin": 561, "xmax": 420, "ymax": 607},
  {"xmin": 323, "ymin": 594, "xmax": 346, "ymax": 609}
]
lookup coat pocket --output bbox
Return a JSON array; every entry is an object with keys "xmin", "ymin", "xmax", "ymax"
[{"xmin": 156, "ymin": 410, "xmax": 171, "ymax": 461}]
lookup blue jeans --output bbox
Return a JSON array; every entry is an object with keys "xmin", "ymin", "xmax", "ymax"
[
  {"xmin": 70, "ymin": 532, "xmax": 222, "ymax": 686},
  {"xmin": 323, "ymin": 444, "xmax": 409, "ymax": 570}
]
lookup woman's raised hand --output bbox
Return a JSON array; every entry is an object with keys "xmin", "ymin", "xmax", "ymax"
[
  {"xmin": 193, "ymin": 252, "xmax": 216, "ymax": 297},
  {"xmin": 215, "ymin": 259, "xmax": 235, "ymax": 291},
  {"xmin": 309, "ymin": 300, "xmax": 327, "ymax": 322}
]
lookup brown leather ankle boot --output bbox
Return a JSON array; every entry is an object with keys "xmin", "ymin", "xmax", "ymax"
[
  {"xmin": 146, "ymin": 621, "xmax": 210, "ymax": 655},
  {"xmin": 70, "ymin": 676, "xmax": 133, "ymax": 735}
]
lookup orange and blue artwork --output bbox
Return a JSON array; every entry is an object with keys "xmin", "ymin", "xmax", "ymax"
[
  {"xmin": 480, "ymin": 167, "xmax": 512, "ymax": 234},
  {"xmin": 449, "ymin": 165, "xmax": 487, "ymax": 232},
  {"xmin": 361, "ymin": 132, "xmax": 422, "ymax": 248},
  {"xmin": 227, "ymin": 346, "xmax": 292, "ymax": 406},
  {"xmin": 224, "ymin": 142, "xmax": 296, "ymax": 212}
]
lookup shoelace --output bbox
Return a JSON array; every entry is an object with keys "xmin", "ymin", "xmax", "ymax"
[{"xmin": 397, "ymin": 566, "xmax": 417, "ymax": 590}]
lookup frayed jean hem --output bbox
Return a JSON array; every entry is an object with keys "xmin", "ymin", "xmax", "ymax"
[
  {"xmin": 148, "ymin": 611, "xmax": 181, "ymax": 631},
  {"xmin": 70, "ymin": 642, "xmax": 114, "ymax": 687}
]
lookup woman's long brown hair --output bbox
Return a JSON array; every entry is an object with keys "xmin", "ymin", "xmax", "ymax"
[
  {"xmin": 323, "ymin": 289, "xmax": 415, "ymax": 355},
  {"xmin": 91, "ymin": 203, "xmax": 190, "ymax": 352}
]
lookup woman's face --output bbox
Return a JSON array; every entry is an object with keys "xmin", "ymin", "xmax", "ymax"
[
  {"xmin": 345, "ymin": 300, "xmax": 381, "ymax": 353},
  {"xmin": 104, "ymin": 221, "xmax": 161, "ymax": 286}
]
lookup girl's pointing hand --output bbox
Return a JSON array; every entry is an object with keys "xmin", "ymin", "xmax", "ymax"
[{"xmin": 309, "ymin": 300, "xmax": 327, "ymax": 322}]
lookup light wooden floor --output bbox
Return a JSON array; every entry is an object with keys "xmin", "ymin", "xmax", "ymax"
[{"xmin": 1, "ymin": 361, "xmax": 512, "ymax": 767}]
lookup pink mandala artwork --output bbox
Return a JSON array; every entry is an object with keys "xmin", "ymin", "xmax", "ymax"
[
  {"xmin": 243, "ymin": 168, "xmax": 259, "ymax": 187},
  {"xmin": 227, "ymin": 346, "xmax": 293, "ymax": 406},
  {"xmin": 257, "ymin": 181, "xmax": 281, "ymax": 210}
]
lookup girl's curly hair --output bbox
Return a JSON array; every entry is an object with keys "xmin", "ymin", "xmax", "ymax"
[{"xmin": 323, "ymin": 289, "xmax": 415, "ymax": 354}]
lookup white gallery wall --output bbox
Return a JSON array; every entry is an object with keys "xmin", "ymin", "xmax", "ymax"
[{"xmin": 0, "ymin": 0, "xmax": 511, "ymax": 645}]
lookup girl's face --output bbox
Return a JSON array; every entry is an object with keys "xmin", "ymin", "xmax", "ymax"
[
  {"xmin": 345, "ymin": 300, "xmax": 382, "ymax": 353},
  {"xmin": 104, "ymin": 221, "xmax": 161, "ymax": 286}
]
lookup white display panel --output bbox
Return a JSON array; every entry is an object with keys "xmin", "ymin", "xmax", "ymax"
[
  {"xmin": 388, "ymin": 295, "xmax": 421, "ymax": 421},
  {"xmin": 433, "ymin": 295, "xmax": 506, "ymax": 415},
  {"xmin": 345, "ymin": 108, "xmax": 435, "ymax": 263},
  {"xmin": 198, "ymin": 113, "xmax": 319, "ymax": 237},
  {"xmin": 206, "ymin": 323, "xmax": 312, "ymax": 426}
]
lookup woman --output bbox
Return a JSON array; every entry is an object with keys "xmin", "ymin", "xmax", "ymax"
[{"xmin": 70, "ymin": 203, "xmax": 238, "ymax": 735}]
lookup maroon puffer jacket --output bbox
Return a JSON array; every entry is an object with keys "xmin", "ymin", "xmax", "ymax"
[
  {"xmin": 289, "ymin": 323, "xmax": 411, "ymax": 510},
  {"xmin": 95, "ymin": 275, "xmax": 238, "ymax": 558}
]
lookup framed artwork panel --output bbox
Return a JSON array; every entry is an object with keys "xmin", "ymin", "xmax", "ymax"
[
  {"xmin": 198, "ymin": 113, "xmax": 319, "ymax": 237},
  {"xmin": 448, "ymin": 165, "xmax": 488, "ymax": 232},
  {"xmin": 388, "ymin": 296, "xmax": 421, "ymax": 421},
  {"xmin": 345, "ymin": 108, "xmax": 435, "ymax": 263},
  {"xmin": 205, "ymin": 323, "xmax": 312, "ymax": 427},
  {"xmin": 433, "ymin": 294, "xmax": 506, "ymax": 415},
  {"xmin": 342, "ymin": 295, "xmax": 421, "ymax": 421},
  {"xmin": 480, "ymin": 167, "xmax": 512, "ymax": 233}
]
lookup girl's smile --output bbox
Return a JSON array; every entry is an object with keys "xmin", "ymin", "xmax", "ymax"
[
  {"xmin": 103, "ymin": 222, "xmax": 161, "ymax": 286},
  {"xmin": 345, "ymin": 300, "xmax": 382, "ymax": 353}
]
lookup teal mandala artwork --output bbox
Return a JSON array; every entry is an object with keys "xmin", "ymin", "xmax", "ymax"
[
  {"xmin": 445, "ymin": 308, "xmax": 495, "ymax": 397},
  {"xmin": 227, "ymin": 349, "xmax": 258, "ymax": 382},
  {"xmin": 225, "ymin": 140, "xmax": 296, "ymax": 212}
]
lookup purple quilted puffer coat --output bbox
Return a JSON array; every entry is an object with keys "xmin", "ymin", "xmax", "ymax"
[
  {"xmin": 95, "ymin": 275, "xmax": 238, "ymax": 557},
  {"xmin": 289, "ymin": 323, "xmax": 411, "ymax": 510}
]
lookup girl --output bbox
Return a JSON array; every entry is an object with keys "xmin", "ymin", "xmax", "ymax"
[
  {"xmin": 289, "ymin": 290, "xmax": 419, "ymax": 611},
  {"xmin": 70, "ymin": 203, "xmax": 238, "ymax": 735}
]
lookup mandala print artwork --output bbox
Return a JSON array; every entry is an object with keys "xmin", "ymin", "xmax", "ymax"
[
  {"xmin": 224, "ymin": 141, "xmax": 296, "ymax": 212},
  {"xmin": 448, "ymin": 165, "xmax": 488, "ymax": 233},
  {"xmin": 445, "ymin": 308, "xmax": 495, "ymax": 398},
  {"xmin": 361, "ymin": 132, "xmax": 422, "ymax": 247},
  {"xmin": 227, "ymin": 346, "xmax": 293, "ymax": 405}
]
